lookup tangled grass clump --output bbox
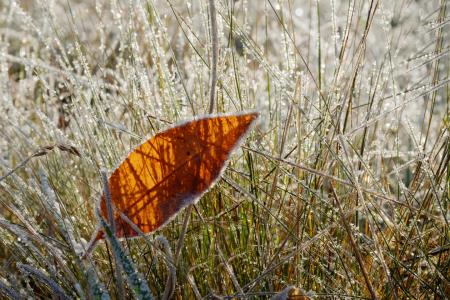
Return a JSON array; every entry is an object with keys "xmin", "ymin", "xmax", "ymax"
[{"xmin": 0, "ymin": 0, "xmax": 449, "ymax": 299}]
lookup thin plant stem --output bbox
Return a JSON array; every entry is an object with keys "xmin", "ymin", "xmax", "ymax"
[
  {"xmin": 295, "ymin": 75, "xmax": 302, "ymax": 288},
  {"xmin": 157, "ymin": 236, "xmax": 176, "ymax": 300},
  {"xmin": 330, "ymin": 182, "xmax": 377, "ymax": 300},
  {"xmin": 337, "ymin": 135, "xmax": 395, "ymax": 299},
  {"xmin": 0, "ymin": 280, "xmax": 23, "ymax": 300},
  {"xmin": 166, "ymin": 204, "xmax": 194, "ymax": 300},
  {"xmin": 208, "ymin": 0, "xmax": 218, "ymax": 114},
  {"xmin": 174, "ymin": 204, "xmax": 194, "ymax": 264},
  {"xmin": 101, "ymin": 170, "xmax": 125, "ymax": 300},
  {"xmin": 0, "ymin": 144, "xmax": 79, "ymax": 182},
  {"xmin": 216, "ymin": 236, "xmax": 246, "ymax": 298},
  {"xmin": 18, "ymin": 263, "xmax": 72, "ymax": 300}
]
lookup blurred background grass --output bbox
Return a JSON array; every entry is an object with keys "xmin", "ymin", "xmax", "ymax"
[{"xmin": 0, "ymin": 0, "xmax": 449, "ymax": 298}]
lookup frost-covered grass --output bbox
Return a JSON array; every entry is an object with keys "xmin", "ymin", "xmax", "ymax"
[{"xmin": 0, "ymin": 0, "xmax": 449, "ymax": 299}]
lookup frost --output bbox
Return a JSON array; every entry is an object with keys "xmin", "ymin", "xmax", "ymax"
[{"xmin": 98, "ymin": 210, "xmax": 154, "ymax": 300}]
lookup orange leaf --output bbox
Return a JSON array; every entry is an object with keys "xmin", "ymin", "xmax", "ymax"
[{"xmin": 85, "ymin": 111, "xmax": 259, "ymax": 256}]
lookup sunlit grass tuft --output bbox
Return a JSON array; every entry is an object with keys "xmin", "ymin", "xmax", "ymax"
[{"xmin": 0, "ymin": 0, "xmax": 449, "ymax": 299}]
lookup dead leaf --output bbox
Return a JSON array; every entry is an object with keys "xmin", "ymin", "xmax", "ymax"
[
  {"xmin": 288, "ymin": 287, "xmax": 307, "ymax": 300},
  {"xmin": 270, "ymin": 286, "xmax": 307, "ymax": 300},
  {"xmin": 85, "ymin": 111, "xmax": 259, "ymax": 255}
]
